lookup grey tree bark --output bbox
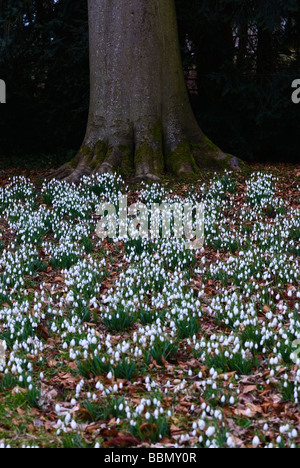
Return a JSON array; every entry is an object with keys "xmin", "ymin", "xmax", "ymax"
[{"xmin": 55, "ymin": 0, "xmax": 241, "ymax": 183}]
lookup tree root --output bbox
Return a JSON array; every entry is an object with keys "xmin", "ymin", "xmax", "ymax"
[{"xmin": 51, "ymin": 136, "xmax": 244, "ymax": 184}]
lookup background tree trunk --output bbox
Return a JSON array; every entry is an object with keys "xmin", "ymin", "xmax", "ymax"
[
  {"xmin": 237, "ymin": 21, "xmax": 248, "ymax": 71},
  {"xmin": 256, "ymin": 27, "xmax": 275, "ymax": 82},
  {"xmin": 56, "ymin": 0, "xmax": 241, "ymax": 183}
]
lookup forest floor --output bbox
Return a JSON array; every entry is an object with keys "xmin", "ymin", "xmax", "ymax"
[{"xmin": 0, "ymin": 164, "xmax": 299, "ymax": 448}]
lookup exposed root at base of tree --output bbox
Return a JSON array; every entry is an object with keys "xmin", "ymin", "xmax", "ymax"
[{"xmin": 51, "ymin": 139, "xmax": 244, "ymax": 184}]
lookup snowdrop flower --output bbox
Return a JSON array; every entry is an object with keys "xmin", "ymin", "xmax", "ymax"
[
  {"xmin": 205, "ymin": 427, "xmax": 215, "ymax": 437},
  {"xmin": 71, "ymin": 420, "xmax": 77, "ymax": 430},
  {"xmin": 55, "ymin": 404, "xmax": 61, "ymax": 415}
]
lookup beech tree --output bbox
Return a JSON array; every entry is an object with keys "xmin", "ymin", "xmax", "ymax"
[{"xmin": 55, "ymin": 0, "xmax": 241, "ymax": 182}]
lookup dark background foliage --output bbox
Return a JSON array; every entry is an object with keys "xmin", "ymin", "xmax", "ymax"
[{"xmin": 0, "ymin": 0, "xmax": 299, "ymax": 167}]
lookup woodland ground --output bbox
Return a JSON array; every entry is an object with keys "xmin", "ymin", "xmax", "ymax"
[{"xmin": 0, "ymin": 163, "xmax": 299, "ymax": 448}]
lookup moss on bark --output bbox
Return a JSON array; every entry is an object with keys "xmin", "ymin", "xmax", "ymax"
[
  {"xmin": 150, "ymin": 122, "xmax": 163, "ymax": 144},
  {"xmin": 134, "ymin": 142, "xmax": 164, "ymax": 177},
  {"xmin": 94, "ymin": 140, "xmax": 108, "ymax": 164},
  {"xmin": 119, "ymin": 145, "xmax": 134, "ymax": 176},
  {"xmin": 167, "ymin": 142, "xmax": 199, "ymax": 177}
]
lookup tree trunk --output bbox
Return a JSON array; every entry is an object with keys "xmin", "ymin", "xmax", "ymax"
[
  {"xmin": 237, "ymin": 22, "xmax": 248, "ymax": 71},
  {"xmin": 55, "ymin": 0, "xmax": 241, "ymax": 183}
]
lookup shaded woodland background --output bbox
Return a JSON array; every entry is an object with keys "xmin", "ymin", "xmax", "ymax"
[{"xmin": 0, "ymin": 0, "xmax": 299, "ymax": 168}]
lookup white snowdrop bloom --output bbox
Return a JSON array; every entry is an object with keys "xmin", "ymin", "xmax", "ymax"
[
  {"xmin": 252, "ymin": 436, "xmax": 260, "ymax": 447},
  {"xmin": 280, "ymin": 424, "xmax": 290, "ymax": 434},
  {"xmin": 65, "ymin": 413, "xmax": 71, "ymax": 425},
  {"xmin": 205, "ymin": 427, "xmax": 215, "ymax": 438},
  {"xmin": 197, "ymin": 420, "xmax": 206, "ymax": 431},
  {"xmin": 71, "ymin": 420, "xmax": 77, "ymax": 430},
  {"xmin": 227, "ymin": 437, "xmax": 234, "ymax": 448}
]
